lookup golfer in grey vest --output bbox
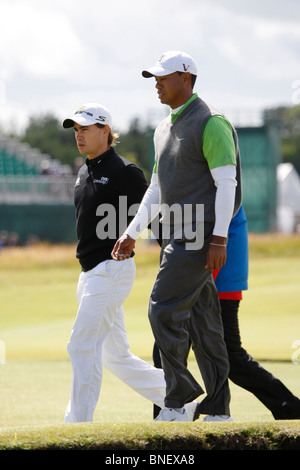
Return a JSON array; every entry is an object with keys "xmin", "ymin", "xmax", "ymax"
[{"xmin": 112, "ymin": 51, "xmax": 242, "ymax": 421}]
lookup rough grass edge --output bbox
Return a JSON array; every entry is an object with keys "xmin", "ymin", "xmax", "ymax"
[
  {"xmin": 0, "ymin": 233, "xmax": 300, "ymax": 271},
  {"xmin": 0, "ymin": 422, "xmax": 299, "ymax": 451}
]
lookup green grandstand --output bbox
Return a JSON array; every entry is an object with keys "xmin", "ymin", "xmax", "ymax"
[{"xmin": 0, "ymin": 135, "xmax": 76, "ymax": 245}]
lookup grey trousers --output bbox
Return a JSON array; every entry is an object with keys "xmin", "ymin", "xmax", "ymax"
[{"xmin": 149, "ymin": 236, "xmax": 231, "ymax": 414}]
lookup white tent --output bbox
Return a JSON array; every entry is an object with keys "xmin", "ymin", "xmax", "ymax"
[{"xmin": 277, "ymin": 163, "xmax": 300, "ymax": 233}]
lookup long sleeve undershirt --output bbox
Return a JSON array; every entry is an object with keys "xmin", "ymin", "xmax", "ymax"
[{"xmin": 125, "ymin": 165, "xmax": 236, "ymax": 240}]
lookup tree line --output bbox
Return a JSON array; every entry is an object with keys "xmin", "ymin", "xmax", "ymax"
[{"xmin": 7, "ymin": 105, "xmax": 300, "ymax": 180}]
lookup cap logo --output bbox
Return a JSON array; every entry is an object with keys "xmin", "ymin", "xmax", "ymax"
[
  {"xmin": 74, "ymin": 110, "xmax": 109, "ymax": 123},
  {"xmin": 75, "ymin": 110, "xmax": 93, "ymax": 117},
  {"xmin": 97, "ymin": 115, "xmax": 108, "ymax": 123},
  {"xmin": 183, "ymin": 63, "xmax": 190, "ymax": 72}
]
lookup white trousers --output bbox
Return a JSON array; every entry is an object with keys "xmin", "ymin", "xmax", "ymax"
[{"xmin": 65, "ymin": 257, "xmax": 166, "ymax": 423}]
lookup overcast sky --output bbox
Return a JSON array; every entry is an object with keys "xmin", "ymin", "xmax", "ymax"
[{"xmin": 0, "ymin": 0, "xmax": 299, "ymax": 134}]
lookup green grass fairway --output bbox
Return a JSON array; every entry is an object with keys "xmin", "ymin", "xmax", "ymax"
[
  {"xmin": 0, "ymin": 235, "xmax": 299, "ymax": 448},
  {"xmin": 0, "ymin": 360, "xmax": 299, "ymax": 428}
]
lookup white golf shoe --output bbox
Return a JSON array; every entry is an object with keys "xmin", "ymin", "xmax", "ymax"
[
  {"xmin": 154, "ymin": 400, "xmax": 201, "ymax": 422},
  {"xmin": 203, "ymin": 415, "xmax": 234, "ymax": 422},
  {"xmin": 184, "ymin": 401, "xmax": 201, "ymax": 421},
  {"xmin": 154, "ymin": 407, "xmax": 192, "ymax": 422}
]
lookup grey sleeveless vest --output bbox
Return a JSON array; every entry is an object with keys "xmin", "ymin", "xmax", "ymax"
[{"xmin": 154, "ymin": 97, "xmax": 242, "ymax": 229}]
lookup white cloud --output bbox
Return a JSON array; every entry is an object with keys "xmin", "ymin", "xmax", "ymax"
[
  {"xmin": 0, "ymin": 0, "xmax": 299, "ymax": 133},
  {"xmin": 0, "ymin": 2, "xmax": 89, "ymax": 80}
]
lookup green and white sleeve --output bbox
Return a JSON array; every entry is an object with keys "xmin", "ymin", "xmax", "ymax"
[{"xmin": 203, "ymin": 115, "xmax": 237, "ymax": 238}]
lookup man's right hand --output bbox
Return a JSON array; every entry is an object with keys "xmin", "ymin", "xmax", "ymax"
[{"xmin": 111, "ymin": 234, "xmax": 136, "ymax": 261}]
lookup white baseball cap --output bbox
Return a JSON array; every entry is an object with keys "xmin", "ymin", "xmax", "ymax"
[
  {"xmin": 62, "ymin": 102, "xmax": 112, "ymax": 129},
  {"xmin": 142, "ymin": 51, "xmax": 198, "ymax": 78}
]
